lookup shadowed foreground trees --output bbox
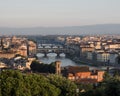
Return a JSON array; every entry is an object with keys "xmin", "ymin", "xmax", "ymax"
[
  {"xmin": 79, "ymin": 72, "xmax": 120, "ymax": 96},
  {"xmin": 1, "ymin": 70, "xmax": 120, "ymax": 96},
  {"xmin": 0, "ymin": 70, "xmax": 76, "ymax": 96},
  {"xmin": 47, "ymin": 74, "xmax": 77, "ymax": 96},
  {"xmin": 0, "ymin": 70, "xmax": 60, "ymax": 96},
  {"xmin": 30, "ymin": 60, "xmax": 56, "ymax": 73}
]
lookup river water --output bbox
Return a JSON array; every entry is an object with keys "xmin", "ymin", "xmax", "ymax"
[{"xmin": 36, "ymin": 53, "xmax": 99, "ymax": 70}]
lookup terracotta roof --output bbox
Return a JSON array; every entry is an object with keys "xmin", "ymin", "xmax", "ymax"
[
  {"xmin": 67, "ymin": 66, "xmax": 90, "ymax": 73},
  {"xmin": 76, "ymin": 78, "xmax": 98, "ymax": 83}
]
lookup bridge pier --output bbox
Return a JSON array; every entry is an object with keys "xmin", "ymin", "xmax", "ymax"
[
  {"xmin": 56, "ymin": 53, "xmax": 60, "ymax": 57},
  {"xmin": 37, "ymin": 45, "xmax": 68, "ymax": 57},
  {"xmin": 44, "ymin": 52, "xmax": 47, "ymax": 57}
]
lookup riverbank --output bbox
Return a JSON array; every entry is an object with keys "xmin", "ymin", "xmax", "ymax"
[
  {"xmin": 36, "ymin": 53, "xmax": 117, "ymax": 70},
  {"xmin": 66, "ymin": 54, "xmax": 119, "ymax": 69},
  {"xmin": 66, "ymin": 54, "xmax": 105, "ymax": 67}
]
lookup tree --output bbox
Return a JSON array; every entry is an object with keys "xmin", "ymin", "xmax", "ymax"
[
  {"xmin": 0, "ymin": 70, "xmax": 30, "ymax": 96},
  {"xmin": 30, "ymin": 60, "xmax": 56, "ymax": 73},
  {"xmin": 47, "ymin": 74, "xmax": 77, "ymax": 96},
  {"xmin": 23, "ymin": 74, "xmax": 60, "ymax": 96},
  {"xmin": 77, "ymin": 83, "xmax": 93, "ymax": 92},
  {"xmin": 30, "ymin": 60, "xmax": 40, "ymax": 72},
  {"xmin": 0, "ymin": 70, "xmax": 60, "ymax": 96},
  {"xmin": 103, "ymin": 72, "xmax": 112, "ymax": 81},
  {"xmin": 104, "ymin": 75, "xmax": 120, "ymax": 96}
]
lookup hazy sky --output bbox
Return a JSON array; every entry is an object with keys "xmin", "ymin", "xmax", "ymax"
[{"xmin": 0, "ymin": 0, "xmax": 120, "ymax": 27}]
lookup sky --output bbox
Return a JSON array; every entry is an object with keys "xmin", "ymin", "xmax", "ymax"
[{"xmin": 0, "ymin": 0, "xmax": 120, "ymax": 27}]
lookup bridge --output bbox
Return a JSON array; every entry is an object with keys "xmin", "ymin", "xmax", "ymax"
[{"xmin": 37, "ymin": 44, "xmax": 68, "ymax": 57}]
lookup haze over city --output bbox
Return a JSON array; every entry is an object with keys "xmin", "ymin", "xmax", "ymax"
[
  {"xmin": 0, "ymin": 0, "xmax": 120, "ymax": 35},
  {"xmin": 1, "ymin": 1, "xmax": 120, "ymax": 96}
]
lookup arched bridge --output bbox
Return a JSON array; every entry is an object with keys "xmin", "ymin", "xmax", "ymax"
[{"xmin": 37, "ymin": 44, "xmax": 68, "ymax": 57}]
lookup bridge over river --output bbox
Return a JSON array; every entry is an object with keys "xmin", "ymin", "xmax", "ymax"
[
  {"xmin": 36, "ymin": 43, "xmax": 120, "ymax": 71},
  {"xmin": 37, "ymin": 44, "xmax": 68, "ymax": 57}
]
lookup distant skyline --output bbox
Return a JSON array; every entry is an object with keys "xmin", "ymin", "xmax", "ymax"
[
  {"xmin": 0, "ymin": 0, "xmax": 120, "ymax": 28},
  {"xmin": 0, "ymin": 24, "xmax": 120, "ymax": 35}
]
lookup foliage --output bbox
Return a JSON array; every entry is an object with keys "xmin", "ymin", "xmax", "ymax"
[
  {"xmin": 79, "ymin": 72, "xmax": 120, "ymax": 96},
  {"xmin": 104, "ymin": 75, "xmax": 120, "ymax": 96},
  {"xmin": 0, "ymin": 70, "xmax": 60, "ymax": 96},
  {"xmin": 30, "ymin": 60, "xmax": 55, "ymax": 73},
  {"xmin": 1, "ymin": 70, "xmax": 120, "ymax": 96},
  {"xmin": 103, "ymin": 72, "xmax": 112, "ymax": 82},
  {"xmin": 47, "ymin": 74, "xmax": 77, "ymax": 96},
  {"xmin": 77, "ymin": 83, "xmax": 93, "ymax": 92}
]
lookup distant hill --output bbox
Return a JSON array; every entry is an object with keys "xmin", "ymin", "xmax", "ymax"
[{"xmin": 0, "ymin": 24, "xmax": 120, "ymax": 35}]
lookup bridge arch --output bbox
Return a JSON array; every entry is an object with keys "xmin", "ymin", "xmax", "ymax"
[
  {"xmin": 36, "ymin": 52, "xmax": 66, "ymax": 57},
  {"xmin": 37, "ymin": 46, "xmax": 67, "ymax": 56}
]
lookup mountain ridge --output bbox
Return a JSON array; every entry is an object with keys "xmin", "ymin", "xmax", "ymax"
[{"xmin": 0, "ymin": 24, "xmax": 120, "ymax": 35}]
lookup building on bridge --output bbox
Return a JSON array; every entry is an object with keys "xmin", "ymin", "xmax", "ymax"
[{"xmin": 37, "ymin": 44, "xmax": 67, "ymax": 57}]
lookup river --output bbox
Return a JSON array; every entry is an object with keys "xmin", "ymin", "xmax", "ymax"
[{"xmin": 36, "ymin": 53, "xmax": 100, "ymax": 70}]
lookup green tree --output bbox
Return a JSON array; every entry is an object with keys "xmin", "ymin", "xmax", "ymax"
[
  {"xmin": 23, "ymin": 73, "xmax": 60, "ymax": 96},
  {"xmin": 47, "ymin": 74, "xmax": 77, "ymax": 96},
  {"xmin": 0, "ymin": 70, "xmax": 60, "ymax": 96},
  {"xmin": 0, "ymin": 70, "xmax": 30, "ymax": 96},
  {"xmin": 30, "ymin": 60, "xmax": 56, "ymax": 73},
  {"xmin": 104, "ymin": 75, "xmax": 120, "ymax": 96},
  {"xmin": 77, "ymin": 83, "xmax": 93, "ymax": 92},
  {"xmin": 103, "ymin": 72, "xmax": 112, "ymax": 82}
]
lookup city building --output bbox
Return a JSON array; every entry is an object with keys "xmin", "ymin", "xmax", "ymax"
[
  {"xmin": 28, "ymin": 40, "xmax": 37, "ymax": 55},
  {"xmin": 63, "ymin": 66, "xmax": 104, "ymax": 83},
  {"xmin": 96, "ymin": 52, "xmax": 110, "ymax": 62}
]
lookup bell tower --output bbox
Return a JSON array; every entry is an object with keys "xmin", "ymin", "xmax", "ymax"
[
  {"xmin": 55, "ymin": 61, "xmax": 61, "ymax": 75},
  {"xmin": 1, "ymin": 38, "xmax": 3, "ymax": 50}
]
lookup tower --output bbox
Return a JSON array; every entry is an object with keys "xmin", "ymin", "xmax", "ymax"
[
  {"xmin": 55, "ymin": 61, "xmax": 61, "ymax": 75},
  {"xmin": 97, "ymin": 71, "xmax": 105, "ymax": 82},
  {"xmin": 1, "ymin": 38, "xmax": 3, "ymax": 50},
  {"xmin": 27, "ymin": 42, "xmax": 29, "ymax": 56}
]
